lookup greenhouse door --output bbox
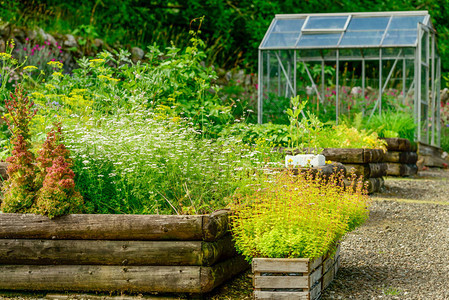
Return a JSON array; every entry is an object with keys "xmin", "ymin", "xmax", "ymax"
[{"xmin": 416, "ymin": 23, "xmax": 430, "ymax": 144}]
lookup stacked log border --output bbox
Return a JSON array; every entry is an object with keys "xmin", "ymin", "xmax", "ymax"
[
  {"xmin": 253, "ymin": 244, "xmax": 340, "ymax": 300},
  {"xmin": 382, "ymin": 138, "xmax": 418, "ymax": 176},
  {"xmin": 0, "ymin": 210, "xmax": 248, "ymax": 294},
  {"xmin": 321, "ymin": 148, "xmax": 386, "ymax": 194},
  {"xmin": 417, "ymin": 141, "xmax": 447, "ymax": 168}
]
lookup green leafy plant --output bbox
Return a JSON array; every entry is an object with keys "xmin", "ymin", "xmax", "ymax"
[
  {"xmin": 0, "ymin": 40, "xmax": 25, "ymax": 102},
  {"xmin": 65, "ymin": 110, "xmax": 282, "ymax": 215},
  {"xmin": 366, "ymin": 111, "xmax": 415, "ymax": 142},
  {"xmin": 231, "ymin": 171, "xmax": 369, "ymax": 261},
  {"xmin": 318, "ymin": 124, "xmax": 387, "ymax": 151}
]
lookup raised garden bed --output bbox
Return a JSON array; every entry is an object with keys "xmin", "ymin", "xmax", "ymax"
[
  {"xmin": 253, "ymin": 244, "xmax": 341, "ymax": 300},
  {"xmin": 382, "ymin": 138, "xmax": 418, "ymax": 177},
  {"xmin": 321, "ymin": 148, "xmax": 386, "ymax": 194},
  {"xmin": 417, "ymin": 141, "xmax": 447, "ymax": 169},
  {"xmin": 0, "ymin": 210, "xmax": 248, "ymax": 294}
]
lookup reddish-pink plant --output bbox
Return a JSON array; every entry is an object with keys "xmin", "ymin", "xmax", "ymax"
[
  {"xmin": 34, "ymin": 123, "xmax": 83, "ymax": 218},
  {"xmin": 34, "ymin": 123, "xmax": 71, "ymax": 188},
  {"xmin": 4, "ymin": 84, "xmax": 37, "ymax": 142},
  {"xmin": 1, "ymin": 85, "xmax": 38, "ymax": 212},
  {"xmin": 34, "ymin": 155, "xmax": 83, "ymax": 219},
  {"xmin": 1, "ymin": 135, "xmax": 37, "ymax": 212}
]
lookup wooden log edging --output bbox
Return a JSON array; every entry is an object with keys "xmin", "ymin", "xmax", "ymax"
[
  {"xmin": 0, "ymin": 235, "xmax": 237, "ymax": 267},
  {"xmin": 0, "ymin": 211, "xmax": 248, "ymax": 294},
  {"xmin": 321, "ymin": 148, "xmax": 385, "ymax": 164},
  {"xmin": 0, "ymin": 210, "xmax": 229, "ymax": 241},
  {"xmin": 0, "ymin": 256, "xmax": 249, "ymax": 294},
  {"xmin": 381, "ymin": 138, "xmax": 418, "ymax": 176},
  {"xmin": 417, "ymin": 142, "xmax": 447, "ymax": 168},
  {"xmin": 317, "ymin": 148, "xmax": 386, "ymax": 194}
]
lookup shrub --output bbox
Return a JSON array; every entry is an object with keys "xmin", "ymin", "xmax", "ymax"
[
  {"xmin": 34, "ymin": 156, "xmax": 83, "ymax": 219},
  {"xmin": 231, "ymin": 171, "xmax": 369, "ymax": 261},
  {"xmin": 1, "ymin": 85, "xmax": 38, "ymax": 212},
  {"xmin": 33, "ymin": 123, "xmax": 83, "ymax": 218},
  {"xmin": 1, "ymin": 134, "xmax": 37, "ymax": 212},
  {"xmin": 317, "ymin": 124, "xmax": 387, "ymax": 151},
  {"xmin": 1, "ymin": 86, "xmax": 82, "ymax": 218}
]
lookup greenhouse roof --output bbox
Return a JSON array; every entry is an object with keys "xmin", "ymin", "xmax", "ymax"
[{"xmin": 260, "ymin": 11, "xmax": 433, "ymax": 50}]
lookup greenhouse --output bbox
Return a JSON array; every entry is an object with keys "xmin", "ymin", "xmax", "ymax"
[{"xmin": 258, "ymin": 11, "xmax": 441, "ymax": 146}]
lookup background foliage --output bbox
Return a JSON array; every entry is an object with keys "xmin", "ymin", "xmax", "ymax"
[{"xmin": 3, "ymin": 0, "xmax": 449, "ymax": 75}]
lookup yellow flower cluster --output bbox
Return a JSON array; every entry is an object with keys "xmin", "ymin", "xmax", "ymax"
[
  {"xmin": 98, "ymin": 75, "xmax": 120, "ymax": 82},
  {"xmin": 47, "ymin": 61, "xmax": 64, "ymax": 69},
  {"xmin": 89, "ymin": 58, "xmax": 105, "ymax": 63},
  {"xmin": 0, "ymin": 53, "xmax": 12, "ymax": 60},
  {"xmin": 24, "ymin": 65, "xmax": 38, "ymax": 71}
]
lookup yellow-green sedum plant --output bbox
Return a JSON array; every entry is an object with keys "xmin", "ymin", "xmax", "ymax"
[{"xmin": 231, "ymin": 171, "xmax": 369, "ymax": 261}]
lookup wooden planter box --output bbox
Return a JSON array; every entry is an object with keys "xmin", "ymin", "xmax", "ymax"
[
  {"xmin": 253, "ymin": 244, "xmax": 340, "ymax": 300},
  {"xmin": 0, "ymin": 210, "xmax": 248, "ymax": 294},
  {"xmin": 382, "ymin": 138, "xmax": 418, "ymax": 176},
  {"xmin": 321, "ymin": 148, "xmax": 386, "ymax": 194}
]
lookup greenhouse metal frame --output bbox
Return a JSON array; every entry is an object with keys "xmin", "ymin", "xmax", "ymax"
[{"xmin": 258, "ymin": 11, "xmax": 441, "ymax": 146}]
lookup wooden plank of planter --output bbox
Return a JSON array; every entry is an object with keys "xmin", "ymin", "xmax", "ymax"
[
  {"xmin": 201, "ymin": 255, "xmax": 249, "ymax": 293},
  {"xmin": 254, "ymin": 291, "xmax": 311, "ymax": 300},
  {"xmin": 420, "ymin": 154, "xmax": 448, "ymax": 168},
  {"xmin": 46, "ymin": 294, "xmax": 176, "ymax": 300},
  {"xmin": 364, "ymin": 149, "xmax": 385, "ymax": 163},
  {"xmin": 0, "ymin": 235, "xmax": 236, "ymax": 266},
  {"xmin": 0, "ymin": 212, "xmax": 230, "ymax": 241},
  {"xmin": 202, "ymin": 209, "xmax": 230, "ymax": 241},
  {"xmin": 418, "ymin": 142, "xmax": 443, "ymax": 157},
  {"xmin": 0, "ymin": 265, "xmax": 201, "ymax": 293},
  {"xmin": 295, "ymin": 163, "xmax": 346, "ymax": 178},
  {"xmin": 0, "ymin": 256, "xmax": 248, "ymax": 294},
  {"xmin": 253, "ymin": 248, "xmax": 340, "ymax": 300},
  {"xmin": 381, "ymin": 138, "xmax": 412, "ymax": 152},
  {"xmin": 322, "ymin": 148, "xmax": 364, "ymax": 163},
  {"xmin": 368, "ymin": 163, "xmax": 387, "ymax": 178},
  {"xmin": 384, "ymin": 151, "xmax": 418, "ymax": 164},
  {"xmin": 322, "ymin": 148, "xmax": 384, "ymax": 164},
  {"xmin": 252, "ymin": 256, "xmax": 322, "ymax": 274},
  {"xmin": 364, "ymin": 177, "xmax": 384, "ymax": 194},
  {"xmin": 386, "ymin": 163, "xmax": 418, "ymax": 177},
  {"xmin": 344, "ymin": 163, "xmax": 387, "ymax": 178}
]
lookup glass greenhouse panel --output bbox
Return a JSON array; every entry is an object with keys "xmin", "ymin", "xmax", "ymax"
[
  {"xmin": 304, "ymin": 16, "xmax": 349, "ymax": 30},
  {"xmin": 389, "ymin": 16, "xmax": 426, "ymax": 29},
  {"xmin": 346, "ymin": 17, "xmax": 389, "ymax": 30},
  {"xmin": 272, "ymin": 19, "xmax": 306, "ymax": 32},
  {"xmin": 383, "ymin": 29, "xmax": 418, "ymax": 46},
  {"xmin": 298, "ymin": 33, "xmax": 341, "ymax": 47},
  {"xmin": 264, "ymin": 32, "xmax": 301, "ymax": 48},
  {"xmin": 340, "ymin": 30, "xmax": 384, "ymax": 46},
  {"xmin": 262, "ymin": 19, "xmax": 304, "ymax": 48}
]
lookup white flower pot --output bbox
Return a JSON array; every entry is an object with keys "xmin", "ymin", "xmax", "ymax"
[{"xmin": 285, "ymin": 154, "xmax": 325, "ymax": 168}]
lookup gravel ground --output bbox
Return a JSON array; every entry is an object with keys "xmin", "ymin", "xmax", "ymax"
[
  {"xmin": 1, "ymin": 169, "xmax": 448, "ymax": 300},
  {"xmin": 322, "ymin": 168, "xmax": 449, "ymax": 300}
]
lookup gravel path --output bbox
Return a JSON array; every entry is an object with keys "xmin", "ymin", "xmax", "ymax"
[{"xmin": 322, "ymin": 168, "xmax": 449, "ymax": 300}]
